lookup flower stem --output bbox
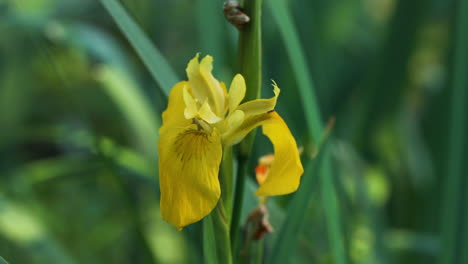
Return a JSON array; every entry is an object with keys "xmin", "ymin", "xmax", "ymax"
[
  {"xmin": 230, "ymin": 154, "xmax": 248, "ymax": 248},
  {"xmin": 204, "ymin": 148, "xmax": 234, "ymax": 264},
  {"xmin": 238, "ymin": 0, "xmax": 263, "ymax": 104},
  {"xmin": 209, "ymin": 200, "xmax": 232, "ymax": 264},
  {"xmin": 203, "ymin": 198, "xmax": 232, "ymax": 264},
  {"xmin": 231, "ymin": 0, "xmax": 263, "ymax": 250},
  {"xmin": 221, "ymin": 147, "xmax": 234, "ymax": 222}
]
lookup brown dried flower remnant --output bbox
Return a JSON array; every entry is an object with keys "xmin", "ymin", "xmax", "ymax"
[{"xmin": 223, "ymin": 0, "xmax": 250, "ymax": 30}]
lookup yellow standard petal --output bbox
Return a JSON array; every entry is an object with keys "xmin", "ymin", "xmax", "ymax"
[
  {"xmin": 186, "ymin": 54, "xmax": 225, "ymax": 116},
  {"xmin": 159, "ymin": 127, "xmax": 222, "ymax": 229},
  {"xmin": 255, "ymin": 112, "xmax": 304, "ymax": 196},
  {"xmin": 198, "ymin": 100, "xmax": 222, "ymax": 124},
  {"xmin": 228, "ymin": 74, "xmax": 246, "ymax": 113}
]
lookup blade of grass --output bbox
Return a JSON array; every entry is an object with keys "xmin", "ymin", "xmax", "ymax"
[
  {"xmin": 96, "ymin": 66, "xmax": 160, "ymax": 159},
  {"xmin": 267, "ymin": 0, "xmax": 322, "ymax": 139},
  {"xmin": 267, "ymin": 1, "xmax": 347, "ymax": 263},
  {"xmin": 440, "ymin": 0, "xmax": 468, "ymax": 263},
  {"xmin": 349, "ymin": 0, "xmax": 428, "ymax": 150},
  {"xmin": 99, "ymin": 0, "xmax": 178, "ymax": 96}
]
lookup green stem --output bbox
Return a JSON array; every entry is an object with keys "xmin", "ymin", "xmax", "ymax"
[
  {"xmin": 256, "ymin": 239, "xmax": 265, "ymax": 264},
  {"xmin": 204, "ymin": 148, "xmax": 234, "ymax": 264},
  {"xmin": 230, "ymin": 155, "xmax": 248, "ymax": 248},
  {"xmin": 231, "ymin": 0, "xmax": 263, "ymax": 249},
  {"xmin": 203, "ymin": 194, "xmax": 233, "ymax": 264},
  {"xmin": 222, "ymin": 147, "xmax": 235, "ymax": 222},
  {"xmin": 213, "ymin": 200, "xmax": 233, "ymax": 264},
  {"xmin": 238, "ymin": 0, "xmax": 263, "ymax": 103}
]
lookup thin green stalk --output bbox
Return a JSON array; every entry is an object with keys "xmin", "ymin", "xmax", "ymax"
[
  {"xmin": 222, "ymin": 147, "xmax": 235, "ymax": 222},
  {"xmin": 215, "ymin": 201, "xmax": 233, "ymax": 264},
  {"xmin": 238, "ymin": 0, "xmax": 263, "ymax": 104},
  {"xmin": 231, "ymin": 0, "xmax": 263, "ymax": 249},
  {"xmin": 440, "ymin": 0, "xmax": 468, "ymax": 263},
  {"xmin": 204, "ymin": 148, "xmax": 234, "ymax": 264},
  {"xmin": 230, "ymin": 155, "xmax": 248, "ymax": 249},
  {"xmin": 206, "ymin": 201, "xmax": 233, "ymax": 264},
  {"xmin": 256, "ymin": 239, "xmax": 264, "ymax": 264}
]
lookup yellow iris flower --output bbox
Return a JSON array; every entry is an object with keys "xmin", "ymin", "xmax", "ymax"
[{"xmin": 158, "ymin": 54, "xmax": 304, "ymax": 229}]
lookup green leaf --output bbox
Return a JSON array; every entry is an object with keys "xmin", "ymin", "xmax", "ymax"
[
  {"xmin": 267, "ymin": 1, "xmax": 347, "ymax": 264},
  {"xmin": 440, "ymin": 0, "xmax": 468, "ymax": 263},
  {"xmin": 99, "ymin": 0, "xmax": 178, "ymax": 96},
  {"xmin": 96, "ymin": 66, "xmax": 160, "ymax": 160}
]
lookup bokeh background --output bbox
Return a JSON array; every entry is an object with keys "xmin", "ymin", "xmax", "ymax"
[{"xmin": 1, "ymin": 0, "xmax": 466, "ymax": 263}]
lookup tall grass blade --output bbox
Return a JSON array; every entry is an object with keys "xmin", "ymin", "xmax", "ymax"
[
  {"xmin": 267, "ymin": 1, "xmax": 346, "ymax": 263},
  {"xmin": 99, "ymin": 0, "xmax": 178, "ymax": 96},
  {"xmin": 440, "ymin": 0, "xmax": 468, "ymax": 263},
  {"xmin": 96, "ymin": 66, "xmax": 160, "ymax": 160}
]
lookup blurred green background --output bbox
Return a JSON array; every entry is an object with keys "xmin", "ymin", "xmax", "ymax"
[{"xmin": 1, "ymin": 0, "xmax": 467, "ymax": 263}]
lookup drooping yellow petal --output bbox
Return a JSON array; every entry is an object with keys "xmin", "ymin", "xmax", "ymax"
[
  {"xmin": 159, "ymin": 126, "xmax": 222, "ymax": 229},
  {"xmin": 228, "ymin": 74, "xmax": 246, "ymax": 113},
  {"xmin": 186, "ymin": 54, "xmax": 225, "ymax": 116},
  {"xmin": 255, "ymin": 112, "xmax": 303, "ymax": 196},
  {"xmin": 236, "ymin": 82, "xmax": 280, "ymax": 118}
]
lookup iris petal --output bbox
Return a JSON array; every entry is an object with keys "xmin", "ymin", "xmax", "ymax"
[
  {"xmin": 222, "ymin": 112, "xmax": 271, "ymax": 146},
  {"xmin": 186, "ymin": 54, "xmax": 225, "ymax": 116},
  {"xmin": 199, "ymin": 101, "xmax": 222, "ymax": 124},
  {"xmin": 183, "ymin": 85, "xmax": 199, "ymax": 120},
  {"xmin": 255, "ymin": 112, "xmax": 303, "ymax": 196},
  {"xmin": 228, "ymin": 74, "xmax": 246, "ymax": 113},
  {"xmin": 236, "ymin": 82, "xmax": 280, "ymax": 118},
  {"xmin": 159, "ymin": 126, "xmax": 222, "ymax": 229},
  {"xmin": 222, "ymin": 110, "xmax": 303, "ymax": 194},
  {"xmin": 161, "ymin": 81, "xmax": 192, "ymax": 132},
  {"xmin": 226, "ymin": 109, "xmax": 245, "ymax": 132},
  {"xmin": 159, "ymin": 82, "xmax": 223, "ymax": 229}
]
